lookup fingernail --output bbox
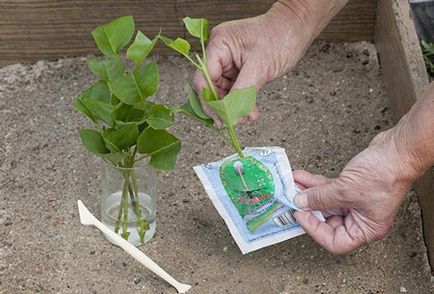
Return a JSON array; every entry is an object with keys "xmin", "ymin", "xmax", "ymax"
[{"xmin": 294, "ymin": 193, "xmax": 308, "ymax": 210}]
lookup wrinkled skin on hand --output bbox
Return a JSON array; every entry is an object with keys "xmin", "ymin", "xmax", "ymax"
[
  {"xmin": 293, "ymin": 129, "xmax": 419, "ymax": 254},
  {"xmin": 193, "ymin": 6, "xmax": 314, "ymax": 124},
  {"xmin": 293, "ymin": 82, "xmax": 434, "ymax": 254},
  {"xmin": 190, "ymin": 0, "xmax": 434, "ymax": 255}
]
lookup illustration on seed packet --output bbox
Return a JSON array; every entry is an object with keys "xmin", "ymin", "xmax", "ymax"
[
  {"xmin": 220, "ymin": 156, "xmax": 289, "ymax": 233},
  {"xmin": 194, "ymin": 147, "xmax": 324, "ymax": 254}
]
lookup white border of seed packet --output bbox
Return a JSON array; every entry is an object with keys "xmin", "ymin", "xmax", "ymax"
[{"xmin": 194, "ymin": 147, "xmax": 324, "ymax": 254}]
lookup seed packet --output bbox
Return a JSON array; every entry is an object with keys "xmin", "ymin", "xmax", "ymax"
[{"xmin": 194, "ymin": 147, "xmax": 324, "ymax": 254}]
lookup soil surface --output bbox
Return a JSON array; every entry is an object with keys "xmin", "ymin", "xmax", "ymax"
[{"xmin": 1, "ymin": 42, "xmax": 433, "ymax": 294}]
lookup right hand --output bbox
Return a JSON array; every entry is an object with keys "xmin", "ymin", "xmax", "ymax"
[{"xmin": 193, "ymin": 3, "xmax": 316, "ymax": 124}]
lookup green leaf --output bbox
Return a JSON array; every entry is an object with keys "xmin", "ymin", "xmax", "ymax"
[
  {"xmin": 134, "ymin": 61, "xmax": 160, "ymax": 97},
  {"xmin": 75, "ymin": 81, "xmax": 114, "ymax": 125},
  {"xmin": 86, "ymin": 57, "xmax": 124, "ymax": 81},
  {"xmin": 75, "ymin": 98, "xmax": 97, "ymax": 123},
  {"xmin": 207, "ymin": 87, "xmax": 256, "ymax": 127},
  {"xmin": 79, "ymin": 129, "xmax": 109, "ymax": 154},
  {"xmin": 102, "ymin": 153, "xmax": 128, "ymax": 165},
  {"xmin": 92, "ymin": 15, "xmax": 135, "ymax": 57},
  {"xmin": 113, "ymin": 103, "xmax": 146, "ymax": 124},
  {"xmin": 138, "ymin": 121, "xmax": 149, "ymax": 134},
  {"xmin": 201, "ymin": 88, "xmax": 215, "ymax": 102},
  {"xmin": 78, "ymin": 81, "xmax": 111, "ymax": 103},
  {"xmin": 110, "ymin": 95, "xmax": 121, "ymax": 106},
  {"xmin": 177, "ymin": 101, "xmax": 215, "ymax": 128},
  {"xmin": 137, "ymin": 128, "xmax": 181, "ymax": 170},
  {"xmin": 102, "ymin": 124, "xmax": 139, "ymax": 152},
  {"xmin": 133, "ymin": 100, "xmax": 155, "ymax": 111},
  {"xmin": 109, "ymin": 61, "xmax": 159, "ymax": 105},
  {"xmin": 80, "ymin": 98, "xmax": 114, "ymax": 127},
  {"xmin": 159, "ymin": 35, "xmax": 190, "ymax": 56},
  {"xmin": 186, "ymin": 85, "xmax": 210, "ymax": 119},
  {"xmin": 146, "ymin": 104, "xmax": 174, "ymax": 129},
  {"xmin": 127, "ymin": 32, "xmax": 157, "ymax": 65},
  {"xmin": 183, "ymin": 17, "xmax": 209, "ymax": 41}
]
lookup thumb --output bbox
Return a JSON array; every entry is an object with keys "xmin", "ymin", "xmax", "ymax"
[
  {"xmin": 232, "ymin": 63, "xmax": 263, "ymax": 122},
  {"xmin": 294, "ymin": 181, "xmax": 345, "ymax": 212},
  {"xmin": 232, "ymin": 62, "xmax": 264, "ymax": 90}
]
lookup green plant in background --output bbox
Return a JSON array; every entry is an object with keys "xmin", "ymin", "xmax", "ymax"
[
  {"xmin": 76, "ymin": 16, "xmax": 181, "ymax": 243},
  {"xmin": 421, "ymin": 40, "xmax": 434, "ymax": 76},
  {"xmin": 160, "ymin": 17, "xmax": 257, "ymax": 158}
]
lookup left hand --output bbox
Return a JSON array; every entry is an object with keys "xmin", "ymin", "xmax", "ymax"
[{"xmin": 292, "ymin": 129, "xmax": 420, "ymax": 254}]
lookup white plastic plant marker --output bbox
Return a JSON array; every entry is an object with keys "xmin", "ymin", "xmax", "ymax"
[{"xmin": 77, "ymin": 200, "xmax": 192, "ymax": 294}]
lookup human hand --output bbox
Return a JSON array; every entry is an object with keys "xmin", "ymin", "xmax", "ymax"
[
  {"xmin": 193, "ymin": 3, "xmax": 316, "ymax": 125},
  {"xmin": 292, "ymin": 128, "xmax": 425, "ymax": 254}
]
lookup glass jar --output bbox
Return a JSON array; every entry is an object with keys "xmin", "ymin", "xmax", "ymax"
[{"xmin": 100, "ymin": 161, "xmax": 157, "ymax": 246}]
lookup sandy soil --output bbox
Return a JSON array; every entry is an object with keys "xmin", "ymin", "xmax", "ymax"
[{"xmin": 0, "ymin": 41, "xmax": 433, "ymax": 294}]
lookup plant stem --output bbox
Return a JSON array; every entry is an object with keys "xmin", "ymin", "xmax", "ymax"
[
  {"xmin": 184, "ymin": 54, "xmax": 201, "ymax": 69},
  {"xmin": 196, "ymin": 55, "xmax": 219, "ymax": 101},
  {"xmin": 201, "ymin": 38, "xmax": 207, "ymax": 65},
  {"xmin": 133, "ymin": 154, "xmax": 148, "ymax": 163},
  {"xmin": 227, "ymin": 125, "xmax": 244, "ymax": 158},
  {"xmin": 127, "ymin": 149, "xmax": 148, "ymax": 244},
  {"xmin": 132, "ymin": 145, "xmax": 137, "ymax": 159},
  {"xmin": 134, "ymin": 174, "xmax": 149, "ymax": 241},
  {"xmin": 196, "ymin": 54, "xmax": 245, "ymax": 158},
  {"xmin": 126, "ymin": 170, "xmax": 148, "ymax": 244},
  {"xmin": 114, "ymin": 183, "xmax": 125, "ymax": 233},
  {"xmin": 120, "ymin": 176, "xmax": 129, "ymax": 239}
]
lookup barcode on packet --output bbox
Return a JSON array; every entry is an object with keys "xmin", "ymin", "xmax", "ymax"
[{"xmin": 273, "ymin": 209, "xmax": 296, "ymax": 227}]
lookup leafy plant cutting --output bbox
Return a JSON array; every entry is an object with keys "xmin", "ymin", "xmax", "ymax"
[
  {"xmin": 159, "ymin": 17, "xmax": 257, "ymax": 158},
  {"xmin": 76, "ymin": 15, "xmax": 181, "ymax": 244},
  {"xmin": 159, "ymin": 18, "xmax": 323, "ymax": 254}
]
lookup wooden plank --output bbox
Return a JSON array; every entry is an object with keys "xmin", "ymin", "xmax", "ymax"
[
  {"xmin": 375, "ymin": 0, "xmax": 433, "ymax": 270},
  {"xmin": 0, "ymin": 0, "xmax": 376, "ymax": 67}
]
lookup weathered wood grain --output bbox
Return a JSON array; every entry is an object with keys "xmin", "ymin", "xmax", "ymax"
[
  {"xmin": 0, "ymin": 0, "xmax": 376, "ymax": 66},
  {"xmin": 375, "ymin": 0, "xmax": 433, "ymax": 270}
]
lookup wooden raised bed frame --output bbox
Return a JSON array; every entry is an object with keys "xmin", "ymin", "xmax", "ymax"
[{"xmin": 0, "ymin": 0, "xmax": 431, "ymax": 270}]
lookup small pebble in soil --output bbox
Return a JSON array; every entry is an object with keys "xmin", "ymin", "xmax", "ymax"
[
  {"xmin": 320, "ymin": 43, "xmax": 330, "ymax": 53},
  {"xmin": 89, "ymin": 250, "xmax": 95, "ymax": 255},
  {"xmin": 305, "ymin": 96, "xmax": 314, "ymax": 104},
  {"xmin": 410, "ymin": 252, "xmax": 417, "ymax": 258},
  {"xmin": 122, "ymin": 262, "xmax": 127, "ymax": 267},
  {"xmin": 133, "ymin": 277, "xmax": 141, "ymax": 284},
  {"xmin": 362, "ymin": 48, "xmax": 370, "ymax": 57},
  {"xmin": 400, "ymin": 286, "xmax": 407, "ymax": 293}
]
